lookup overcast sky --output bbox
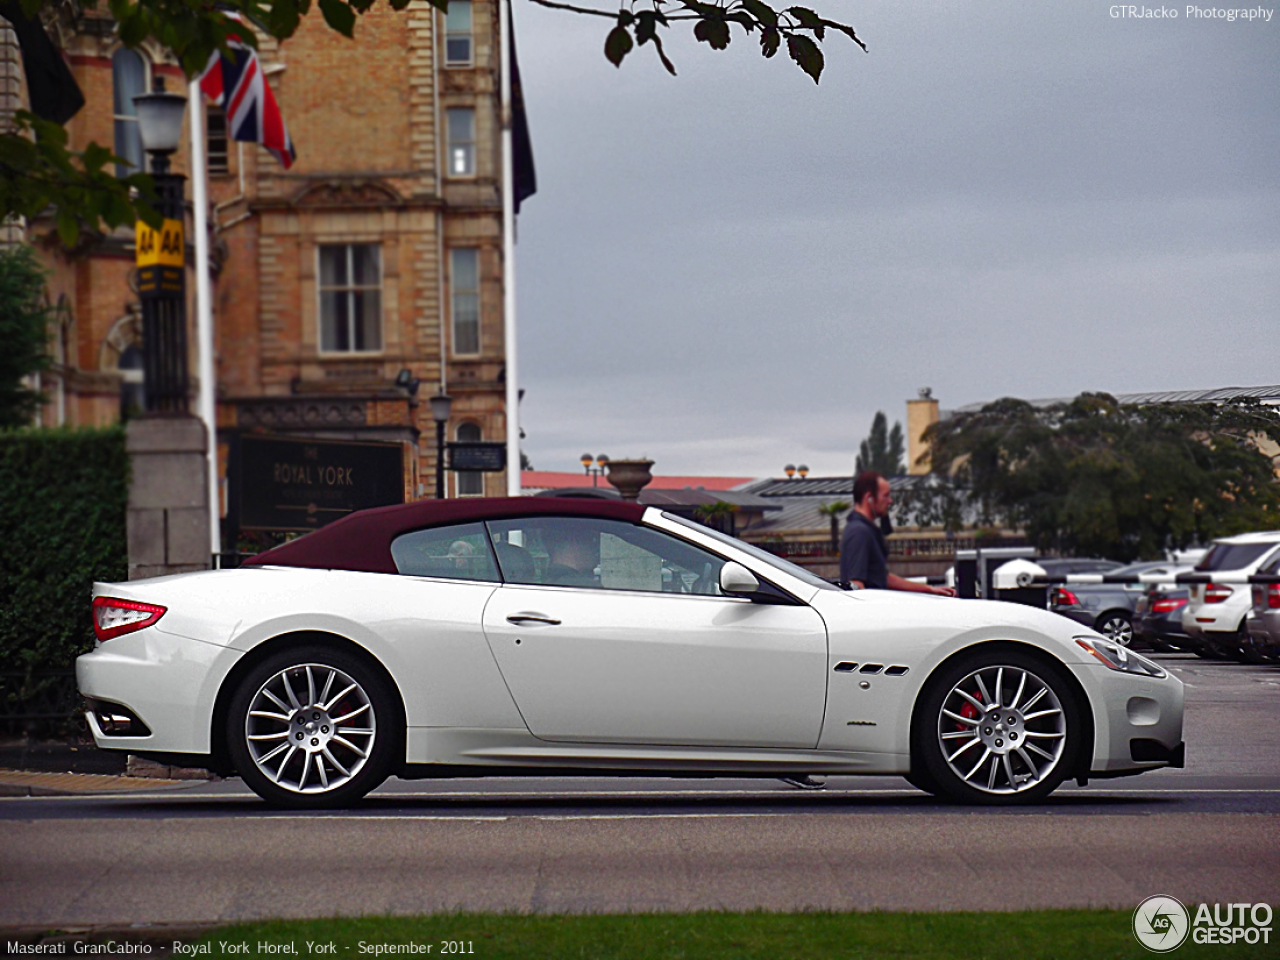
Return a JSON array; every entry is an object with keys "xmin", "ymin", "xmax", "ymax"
[{"xmin": 510, "ymin": 1, "xmax": 1278, "ymax": 479}]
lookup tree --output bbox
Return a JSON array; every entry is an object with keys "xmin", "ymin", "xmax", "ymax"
[
  {"xmin": 904, "ymin": 392, "xmax": 1280, "ymax": 562},
  {"xmin": 816, "ymin": 499, "xmax": 849, "ymax": 553},
  {"xmin": 0, "ymin": 243, "xmax": 51, "ymax": 428},
  {"xmin": 855, "ymin": 410, "xmax": 904, "ymax": 476},
  {"xmin": 2, "ymin": 0, "xmax": 866, "ymax": 243}
]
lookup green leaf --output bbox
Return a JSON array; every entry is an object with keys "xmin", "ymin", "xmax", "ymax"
[
  {"xmin": 759, "ymin": 26, "xmax": 780, "ymax": 58},
  {"xmin": 604, "ymin": 25, "xmax": 633, "ymax": 67},
  {"xmin": 56, "ymin": 211, "xmax": 78, "ymax": 249},
  {"xmin": 694, "ymin": 18, "xmax": 731, "ymax": 50},
  {"xmin": 650, "ymin": 32, "xmax": 678, "ymax": 75},
  {"xmin": 81, "ymin": 143, "xmax": 112, "ymax": 175},
  {"xmin": 318, "ymin": 0, "xmax": 357, "ymax": 37},
  {"xmin": 787, "ymin": 33, "xmax": 823, "ymax": 82},
  {"xmin": 740, "ymin": 0, "xmax": 779, "ymax": 27}
]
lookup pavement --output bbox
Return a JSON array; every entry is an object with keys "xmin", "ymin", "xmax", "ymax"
[{"xmin": 0, "ymin": 767, "xmax": 193, "ymax": 796}]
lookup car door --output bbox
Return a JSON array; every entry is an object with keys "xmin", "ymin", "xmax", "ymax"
[{"xmin": 481, "ymin": 515, "xmax": 828, "ymax": 749}]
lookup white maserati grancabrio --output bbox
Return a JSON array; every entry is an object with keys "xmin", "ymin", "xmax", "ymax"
[{"xmin": 78, "ymin": 497, "xmax": 1185, "ymax": 808}]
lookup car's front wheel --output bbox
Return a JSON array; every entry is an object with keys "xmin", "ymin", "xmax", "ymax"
[
  {"xmin": 914, "ymin": 648, "xmax": 1083, "ymax": 805},
  {"xmin": 227, "ymin": 645, "xmax": 399, "ymax": 808}
]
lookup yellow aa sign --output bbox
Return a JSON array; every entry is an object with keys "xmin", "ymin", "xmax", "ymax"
[{"xmin": 135, "ymin": 218, "xmax": 184, "ymax": 268}]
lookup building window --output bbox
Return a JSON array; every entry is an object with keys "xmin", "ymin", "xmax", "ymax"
[
  {"xmin": 112, "ymin": 49, "xmax": 146, "ymax": 177},
  {"xmin": 118, "ymin": 345, "xmax": 145, "ymax": 420},
  {"xmin": 445, "ymin": 0, "xmax": 473, "ymax": 66},
  {"xmin": 319, "ymin": 244, "xmax": 383, "ymax": 353},
  {"xmin": 207, "ymin": 105, "xmax": 229, "ymax": 175},
  {"xmin": 456, "ymin": 422, "xmax": 483, "ymax": 496},
  {"xmin": 446, "ymin": 107, "xmax": 475, "ymax": 177},
  {"xmin": 450, "ymin": 247, "xmax": 480, "ymax": 355}
]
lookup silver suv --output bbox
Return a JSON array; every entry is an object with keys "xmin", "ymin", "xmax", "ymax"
[{"xmin": 1182, "ymin": 531, "xmax": 1280, "ymax": 662}]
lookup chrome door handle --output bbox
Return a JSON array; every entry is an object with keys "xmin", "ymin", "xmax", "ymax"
[{"xmin": 506, "ymin": 613, "xmax": 561, "ymax": 626}]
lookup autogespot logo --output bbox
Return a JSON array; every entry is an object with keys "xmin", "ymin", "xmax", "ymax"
[{"xmin": 1133, "ymin": 895, "xmax": 1190, "ymax": 953}]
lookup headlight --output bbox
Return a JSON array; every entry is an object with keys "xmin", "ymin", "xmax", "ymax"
[{"xmin": 1075, "ymin": 637, "xmax": 1166, "ymax": 678}]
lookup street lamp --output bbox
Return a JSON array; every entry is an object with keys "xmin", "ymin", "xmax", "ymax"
[
  {"xmin": 580, "ymin": 453, "xmax": 608, "ymax": 487},
  {"xmin": 132, "ymin": 76, "xmax": 189, "ymax": 414},
  {"xmin": 429, "ymin": 391, "xmax": 453, "ymax": 499}
]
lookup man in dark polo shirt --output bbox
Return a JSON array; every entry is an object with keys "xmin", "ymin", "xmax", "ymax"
[{"xmin": 841, "ymin": 471, "xmax": 956, "ymax": 595}]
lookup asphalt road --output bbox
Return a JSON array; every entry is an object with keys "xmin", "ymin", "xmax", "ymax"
[{"xmin": 2, "ymin": 654, "xmax": 1278, "ymax": 926}]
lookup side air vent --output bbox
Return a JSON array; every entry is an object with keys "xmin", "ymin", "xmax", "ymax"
[
  {"xmin": 859, "ymin": 664, "xmax": 884, "ymax": 675},
  {"xmin": 833, "ymin": 662, "xmax": 859, "ymax": 672},
  {"xmin": 885, "ymin": 665, "xmax": 910, "ymax": 676}
]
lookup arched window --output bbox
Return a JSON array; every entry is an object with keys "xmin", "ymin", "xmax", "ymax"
[
  {"xmin": 112, "ymin": 49, "xmax": 147, "ymax": 177},
  {"xmin": 119, "ymin": 345, "xmax": 145, "ymax": 419},
  {"xmin": 456, "ymin": 421, "xmax": 483, "ymax": 496}
]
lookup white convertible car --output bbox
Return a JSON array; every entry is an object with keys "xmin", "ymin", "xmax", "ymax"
[{"xmin": 78, "ymin": 498, "xmax": 1184, "ymax": 808}]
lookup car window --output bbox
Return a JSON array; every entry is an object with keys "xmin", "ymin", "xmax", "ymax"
[
  {"xmin": 662, "ymin": 512, "xmax": 840, "ymax": 592},
  {"xmin": 1196, "ymin": 541, "xmax": 1278, "ymax": 572},
  {"xmin": 486, "ymin": 516, "xmax": 726, "ymax": 595},
  {"xmin": 390, "ymin": 522, "xmax": 500, "ymax": 581}
]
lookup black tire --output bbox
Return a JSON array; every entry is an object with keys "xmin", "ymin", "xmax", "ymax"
[
  {"xmin": 227, "ymin": 644, "xmax": 399, "ymax": 808},
  {"xmin": 913, "ymin": 647, "xmax": 1084, "ymax": 805},
  {"xmin": 1234, "ymin": 622, "xmax": 1266, "ymax": 664},
  {"xmin": 1094, "ymin": 611, "xmax": 1134, "ymax": 647}
]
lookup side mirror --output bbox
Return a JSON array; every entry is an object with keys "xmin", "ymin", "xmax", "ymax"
[{"xmin": 719, "ymin": 561, "xmax": 760, "ymax": 597}]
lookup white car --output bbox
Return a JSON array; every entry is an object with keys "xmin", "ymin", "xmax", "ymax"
[
  {"xmin": 1181, "ymin": 531, "xmax": 1280, "ymax": 662},
  {"xmin": 78, "ymin": 498, "xmax": 1184, "ymax": 808}
]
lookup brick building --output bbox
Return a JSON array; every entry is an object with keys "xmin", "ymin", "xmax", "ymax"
[{"xmin": 18, "ymin": 2, "xmax": 514, "ymax": 546}]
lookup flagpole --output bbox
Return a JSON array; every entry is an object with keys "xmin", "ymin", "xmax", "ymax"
[
  {"xmin": 189, "ymin": 79, "xmax": 220, "ymax": 562},
  {"xmin": 499, "ymin": 0, "xmax": 520, "ymax": 496}
]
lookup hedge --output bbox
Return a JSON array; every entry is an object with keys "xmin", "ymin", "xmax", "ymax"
[{"xmin": 0, "ymin": 426, "xmax": 129, "ymax": 731}]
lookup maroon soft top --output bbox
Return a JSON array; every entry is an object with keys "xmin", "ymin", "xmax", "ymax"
[{"xmin": 241, "ymin": 497, "xmax": 648, "ymax": 574}]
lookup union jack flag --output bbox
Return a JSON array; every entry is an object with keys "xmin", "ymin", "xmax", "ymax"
[{"xmin": 198, "ymin": 31, "xmax": 296, "ymax": 169}]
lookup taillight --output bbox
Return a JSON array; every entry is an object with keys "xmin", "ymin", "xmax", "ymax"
[
  {"xmin": 1052, "ymin": 588, "xmax": 1080, "ymax": 606},
  {"xmin": 92, "ymin": 596, "xmax": 166, "ymax": 641},
  {"xmin": 1151, "ymin": 597, "xmax": 1188, "ymax": 614},
  {"xmin": 1269, "ymin": 584, "xmax": 1280, "ymax": 610},
  {"xmin": 1203, "ymin": 583, "xmax": 1232, "ymax": 604}
]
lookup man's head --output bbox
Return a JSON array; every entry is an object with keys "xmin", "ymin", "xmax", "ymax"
[
  {"xmin": 540, "ymin": 522, "xmax": 600, "ymax": 572},
  {"xmin": 853, "ymin": 471, "xmax": 893, "ymax": 519}
]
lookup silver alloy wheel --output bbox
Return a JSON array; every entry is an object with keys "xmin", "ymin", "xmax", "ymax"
[
  {"xmin": 936, "ymin": 664, "xmax": 1067, "ymax": 796},
  {"xmin": 243, "ymin": 662, "xmax": 377, "ymax": 794},
  {"xmin": 1097, "ymin": 614, "xmax": 1134, "ymax": 646}
]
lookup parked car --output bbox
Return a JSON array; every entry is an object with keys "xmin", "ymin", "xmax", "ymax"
[
  {"xmin": 1048, "ymin": 561, "xmax": 1189, "ymax": 647},
  {"xmin": 1181, "ymin": 531, "xmax": 1280, "ymax": 662},
  {"xmin": 76, "ymin": 497, "xmax": 1185, "ymax": 808},
  {"xmin": 1246, "ymin": 552, "xmax": 1280, "ymax": 662},
  {"xmin": 1036, "ymin": 558, "xmax": 1124, "ymax": 579},
  {"xmin": 1133, "ymin": 585, "xmax": 1195, "ymax": 653}
]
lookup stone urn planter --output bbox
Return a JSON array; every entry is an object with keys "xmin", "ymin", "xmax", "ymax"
[{"xmin": 604, "ymin": 458, "xmax": 654, "ymax": 501}]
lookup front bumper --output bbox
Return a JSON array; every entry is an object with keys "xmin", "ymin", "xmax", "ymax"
[{"xmin": 1081, "ymin": 664, "xmax": 1185, "ymax": 775}]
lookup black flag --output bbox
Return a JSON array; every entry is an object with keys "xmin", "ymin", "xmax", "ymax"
[
  {"xmin": 507, "ymin": 5, "xmax": 536, "ymax": 214},
  {"xmin": 0, "ymin": 1, "xmax": 85, "ymax": 124}
]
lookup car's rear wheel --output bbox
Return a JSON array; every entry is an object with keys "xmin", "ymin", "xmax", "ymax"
[
  {"xmin": 1095, "ymin": 611, "xmax": 1133, "ymax": 647},
  {"xmin": 228, "ymin": 645, "xmax": 398, "ymax": 808},
  {"xmin": 915, "ymin": 648, "xmax": 1083, "ymax": 805}
]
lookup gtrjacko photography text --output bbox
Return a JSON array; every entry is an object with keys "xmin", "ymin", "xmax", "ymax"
[{"xmin": 1109, "ymin": 5, "xmax": 1275, "ymax": 18}]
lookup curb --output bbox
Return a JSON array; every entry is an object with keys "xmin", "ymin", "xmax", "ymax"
[{"xmin": 0, "ymin": 769, "xmax": 197, "ymax": 796}]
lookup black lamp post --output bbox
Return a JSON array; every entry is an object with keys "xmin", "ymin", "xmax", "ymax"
[
  {"xmin": 429, "ymin": 391, "xmax": 453, "ymax": 499},
  {"xmin": 580, "ymin": 453, "xmax": 608, "ymax": 487},
  {"xmin": 132, "ymin": 77, "xmax": 190, "ymax": 414}
]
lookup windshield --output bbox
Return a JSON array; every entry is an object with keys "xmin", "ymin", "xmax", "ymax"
[
  {"xmin": 1196, "ymin": 541, "xmax": 1278, "ymax": 572},
  {"xmin": 662, "ymin": 513, "xmax": 840, "ymax": 592}
]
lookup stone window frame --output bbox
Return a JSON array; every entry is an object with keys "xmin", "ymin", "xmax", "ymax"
[
  {"xmin": 448, "ymin": 246, "xmax": 481, "ymax": 357},
  {"xmin": 445, "ymin": 106, "xmax": 477, "ymax": 178},
  {"xmin": 444, "ymin": 0, "xmax": 474, "ymax": 68},
  {"xmin": 316, "ymin": 242, "xmax": 385, "ymax": 355},
  {"xmin": 455, "ymin": 420, "xmax": 484, "ymax": 496}
]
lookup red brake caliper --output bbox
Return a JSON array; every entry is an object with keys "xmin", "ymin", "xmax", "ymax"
[{"xmin": 956, "ymin": 693, "xmax": 981, "ymax": 731}]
